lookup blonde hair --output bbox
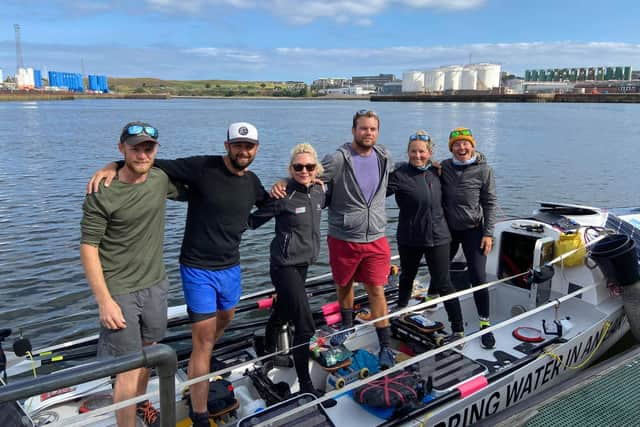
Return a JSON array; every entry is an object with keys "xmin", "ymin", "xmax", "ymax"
[
  {"xmin": 289, "ymin": 143, "xmax": 324, "ymax": 176},
  {"xmin": 407, "ymin": 130, "xmax": 434, "ymax": 152}
]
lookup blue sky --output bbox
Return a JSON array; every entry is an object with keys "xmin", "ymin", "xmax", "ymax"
[{"xmin": 1, "ymin": 0, "xmax": 639, "ymax": 82}]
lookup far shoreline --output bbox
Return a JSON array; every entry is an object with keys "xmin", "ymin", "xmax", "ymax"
[{"xmin": 2, "ymin": 92, "xmax": 640, "ymax": 104}]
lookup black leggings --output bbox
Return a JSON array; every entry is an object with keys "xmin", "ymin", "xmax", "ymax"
[
  {"xmin": 398, "ymin": 243, "xmax": 464, "ymax": 333},
  {"xmin": 449, "ymin": 226, "xmax": 490, "ymax": 319},
  {"xmin": 268, "ymin": 264, "xmax": 316, "ymax": 384}
]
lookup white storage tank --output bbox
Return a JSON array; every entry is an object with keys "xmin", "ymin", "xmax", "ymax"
[
  {"xmin": 0, "ymin": 68, "xmax": 4, "ymax": 84},
  {"xmin": 444, "ymin": 66, "xmax": 463, "ymax": 91},
  {"xmin": 476, "ymin": 63, "xmax": 501, "ymax": 90},
  {"xmin": 432, "ymin": 69, "xmax": 445, "ymax": 91},
  {"xmin": 425, "ymin": 69, "xmax": 445, "ymax": 92},
  {"xmin": 402, "ymin": 71, "xmax": 425, "ymax": 93},
  {"xmin": 461, "ymin": 67, "xmax": 478, "ymax": 90}
]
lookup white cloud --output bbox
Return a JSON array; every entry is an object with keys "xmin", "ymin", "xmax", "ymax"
[{"xmin": 141, "ymin": 0, "xmax": 485, "ymax": 24}]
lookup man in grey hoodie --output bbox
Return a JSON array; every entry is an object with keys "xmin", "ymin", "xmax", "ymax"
[
  {"xmin": 322, "ymin": 109, "xmax": 396, "ymax": 369},
  {"xmin": 440, "ymin": 127, "xmax": 498, "ymax": 349}
]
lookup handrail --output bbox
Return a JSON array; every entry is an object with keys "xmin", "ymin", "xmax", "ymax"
[{"xmin": 0, "ymin": 344, "xmax": 177, "ymax": 427}]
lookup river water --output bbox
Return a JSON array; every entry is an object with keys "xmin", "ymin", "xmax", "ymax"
[{"xmin": 0, "ymin": 99, "xmax": 638, "ymax": 349}]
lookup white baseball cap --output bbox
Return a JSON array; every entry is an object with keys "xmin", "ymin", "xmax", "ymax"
[{"xmin": 227, "ymin": 122, "xmax": 259, "ymax": 144}]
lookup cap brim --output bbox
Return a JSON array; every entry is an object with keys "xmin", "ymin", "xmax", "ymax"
[
  {"xmin": 123, "ymin": 135, "xmax": 158, "ymax": 145},
  {"xmin": 228, "ymin": 138, "xmax": 258, "ymax": 144}
]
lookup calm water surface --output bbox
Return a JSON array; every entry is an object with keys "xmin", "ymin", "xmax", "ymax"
[{"xmin": 0, "ymin": 99, "xmax": 638, "ymax": 348}]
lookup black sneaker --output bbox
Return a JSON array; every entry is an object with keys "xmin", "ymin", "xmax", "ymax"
[
  {"xmin": 480, "ymin": 330, "xmax": 496, "ymax": 349},
  {"xmin": 300, "ymin": 382, "xmax": 337, "ymax": 408},
  {"xmin": 378, "ymin": 346, "xmax": 396, "ymax": 369},
  {"xmin": 136, "ymin": 400, "xmax": 160, "ymax": 427},
  {"xmin": 188, "ymin": 408, "xmax": 210, "ymax": 427},
  {"xmin": 444, "ymin": 331, "xmax": 465, "ymax": 350}
]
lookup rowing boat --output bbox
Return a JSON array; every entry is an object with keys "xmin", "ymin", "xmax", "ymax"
[{"xmin": 2, "ymin": 202, "xmax": 639, "ymax": 427}]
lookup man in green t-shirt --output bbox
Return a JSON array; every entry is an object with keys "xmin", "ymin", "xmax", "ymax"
[{"xmin": 80, "ymin": 122, "xmax": 180, "ymax": 427}]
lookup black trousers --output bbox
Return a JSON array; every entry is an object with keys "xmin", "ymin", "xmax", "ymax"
[
  {"xmin": 398, "ymin": 243, "xmax": 464, "ymax": 333},
  {"xmin": 449, "ymin": 226, "xmax": 490, "ymax": 319},
  {"xmin": 267, "ymin": 264, "xmax": 316, "ymax": 384}
]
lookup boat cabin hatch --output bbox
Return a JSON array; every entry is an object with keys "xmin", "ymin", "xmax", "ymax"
[{"xmin": 498, "ymin": 231, "xmax": 555, "ymax": 308}]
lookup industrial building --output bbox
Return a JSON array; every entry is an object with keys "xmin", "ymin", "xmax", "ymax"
[{"xmin": 402, "ymin": 64, "xmax": 501, "ymax": 93}]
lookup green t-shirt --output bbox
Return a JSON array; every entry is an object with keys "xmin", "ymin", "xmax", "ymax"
[{"xmin": 81, "ymin": 167, "xmax": 180, "ymax": 296}]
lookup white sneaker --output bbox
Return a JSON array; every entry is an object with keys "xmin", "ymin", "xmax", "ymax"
[{"xmin": 423, "ymin": 294, "xmax": 441, "ymax": 312}]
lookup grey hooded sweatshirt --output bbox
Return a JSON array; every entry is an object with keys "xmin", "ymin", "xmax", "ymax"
[
  {"xmin": 440, "ymin": 152, "xmax": 498, "ymax": 237},
  {"xmin": 321, "ymin": 143, "xmax": 393, "ymax": 243}
]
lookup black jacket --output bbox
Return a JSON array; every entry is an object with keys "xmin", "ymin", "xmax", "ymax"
[
  {"xmin": 440, "ymin": 152, "xmax": 497, "ymax": 236},
  {"xmin": 248, "ymin": 180, "xmax": 326, "ymax": 267},
  {"xmin": 387, "ymin": 162, "xmax": 451, "ymax": 247}
]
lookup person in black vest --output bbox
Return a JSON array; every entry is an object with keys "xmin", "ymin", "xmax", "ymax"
[{"xmin": 387, "ymin": 130, "xmax": 464, "ymax": 343}]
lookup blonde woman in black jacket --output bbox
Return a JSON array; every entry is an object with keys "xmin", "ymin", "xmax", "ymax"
[{"xmin": 248, "ymin": 143, "xmax": 329, "ymax": 399}]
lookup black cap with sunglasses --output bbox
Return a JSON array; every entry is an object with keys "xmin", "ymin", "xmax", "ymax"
[{"xmin": 120, "ymin": 121, "xmax": 159, "ymax": 145}]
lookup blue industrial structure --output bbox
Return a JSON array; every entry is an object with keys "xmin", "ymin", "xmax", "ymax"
[
  {"xmin": 33, "ymin": 69, "xmax": 42, "ymax": 88},
  {"xmin": 88, "ymin": 75, "xmax": 109, "ymax": 93},
  {"xmin": 48, "ymin": 71, "xmax": 84, "ymax": 92}
]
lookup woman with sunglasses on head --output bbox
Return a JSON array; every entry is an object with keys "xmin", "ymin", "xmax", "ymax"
[
  {"xmin": 247, "ymin": 143, "xmax": 334, "ymax": 403},
  {"xmin": 387, "ymin": 130, "xmax": 465, "ymax": 344},
  {"xmin": 440, "ymin": 127, "xmax": 498, "ymax": 349}
]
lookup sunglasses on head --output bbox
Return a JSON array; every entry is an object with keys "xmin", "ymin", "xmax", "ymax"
[
  {"xmin": 409, "ymin": 133, "xmax": 431, "ymax": 142},
  {"xmin": 450, "ymin": 129, "xmax": 472, "ymax": 138},
  {"xmin": 354, "ymin": 109, "xmax": 378, "ymax": 118},
  {"xmin": 292, "ymin": 163, "xmax": 316, "ymax": 172},
  {"xmin": 126, "ymin": 125, "xmax": 159, "ymax": 139}
]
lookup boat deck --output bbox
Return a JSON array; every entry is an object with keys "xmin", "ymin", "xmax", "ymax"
[{"xmin": 488, "ymin": 343, "xmax": 640, "ymax": 427}]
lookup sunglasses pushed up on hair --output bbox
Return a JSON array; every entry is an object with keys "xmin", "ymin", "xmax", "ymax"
[
  {"xmin": 409, "ymin": 133, "xmax": 431, "ymax": 142},
  {"xmin": 354, "ymin": 109, "xmax": 378, "ymax": 118},
  {"xmin": 449, "ymin": 129, "xmax": 472, "ymax": 138},
  {"xmin": 126, "ymin": 125, "xmax": 159, "ymax": 139},
  {"xmin": 292, "ymin": 163, "xmax": 317, "ymax": 172}
]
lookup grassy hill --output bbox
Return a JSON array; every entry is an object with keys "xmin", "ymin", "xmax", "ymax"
[{"xmin": 107, "ymin": 77, "xmax": 309, "ymax": 97}]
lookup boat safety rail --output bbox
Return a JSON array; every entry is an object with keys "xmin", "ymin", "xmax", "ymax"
[
  {"xmin": 177, "ymin": 234, "xmax": 611, "ymax": 397},
  {"xmin": 0, "ymin": 344, "xmax": 177, "ymax": 427},
  {"xmin": 257, "ymin": 281, "xmax": 601, "ymax": 427}
]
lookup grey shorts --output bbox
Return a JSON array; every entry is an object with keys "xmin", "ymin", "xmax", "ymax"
[{"xmin": 97, "ymin": 278, "xmax": 169, "ymax": 359}]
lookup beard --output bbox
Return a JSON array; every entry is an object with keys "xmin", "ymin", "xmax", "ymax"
[
  {"xmin": 354, "ymin": 135, "xmax": 376, "ymax": 150},
  {"xmin": 228, "ymin": 153, "xmax": 254, "ymax": 171}
]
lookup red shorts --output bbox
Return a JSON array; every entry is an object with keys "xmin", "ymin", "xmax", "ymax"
[{"xmin": 328, "ymin": 236, "xmax": 391, "ymax": 286}]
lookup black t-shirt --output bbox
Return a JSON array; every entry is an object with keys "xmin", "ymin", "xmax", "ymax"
[{"xmin": 155, "ymin": 155, "xmax": 268, "ymax": 270}]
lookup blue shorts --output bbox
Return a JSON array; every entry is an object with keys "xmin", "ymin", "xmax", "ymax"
[{"xmin": 180, "ymin": 264, "xmax": 242, "ymax": 322}]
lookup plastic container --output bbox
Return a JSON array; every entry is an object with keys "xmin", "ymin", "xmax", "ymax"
[
  {"xmin": 589, "ymin": 234, "xmax": 639, "ymax": 286},
  {"xmin": 235, "ymin": 385, "xmax": 265, "ymax": 419}
]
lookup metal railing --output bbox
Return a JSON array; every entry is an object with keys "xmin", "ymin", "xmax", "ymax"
[{"xmin": 0, "ymin": 344, "xmax": 177, "ymax": 427}]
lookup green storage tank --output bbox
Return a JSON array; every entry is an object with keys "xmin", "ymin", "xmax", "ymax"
[
  {"xmin": 578, "ymin": 68, "xmax": 586, "ymax": 81},
  {"xmin": 587, "ymin": 67, "xmax": 595, "ymax": 80},
  {"xmin": 624, "ymin": 67, "xmax": 631, "ymax": 80},
  {"xmin": 546, "ymin": 69, "xmax": 554, "ymax": 81},
  {"xmin": 532, "ymin": 70, "xmax": 539, "ymax": 81},
  {"xmin": 615, "ymin": 67, "xmax": 624, "ymax": 79},
  {"xmin": 525, "ymin": 70, "xmax": 532, "ymax": 81},
  {"xmin": 569, "ymin": 69, "xmax": 578, "ymax": 82},
  {"xmin": 596, "ymin": 67, "xmax": 605, "ymax": 80},
  {"xmin": 539, "ymin": 69, "xmax": 546, "ymax": 81},
  {"xmin": 605, "ymin": 67, "xmax": 615, "ymax": 80}
]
